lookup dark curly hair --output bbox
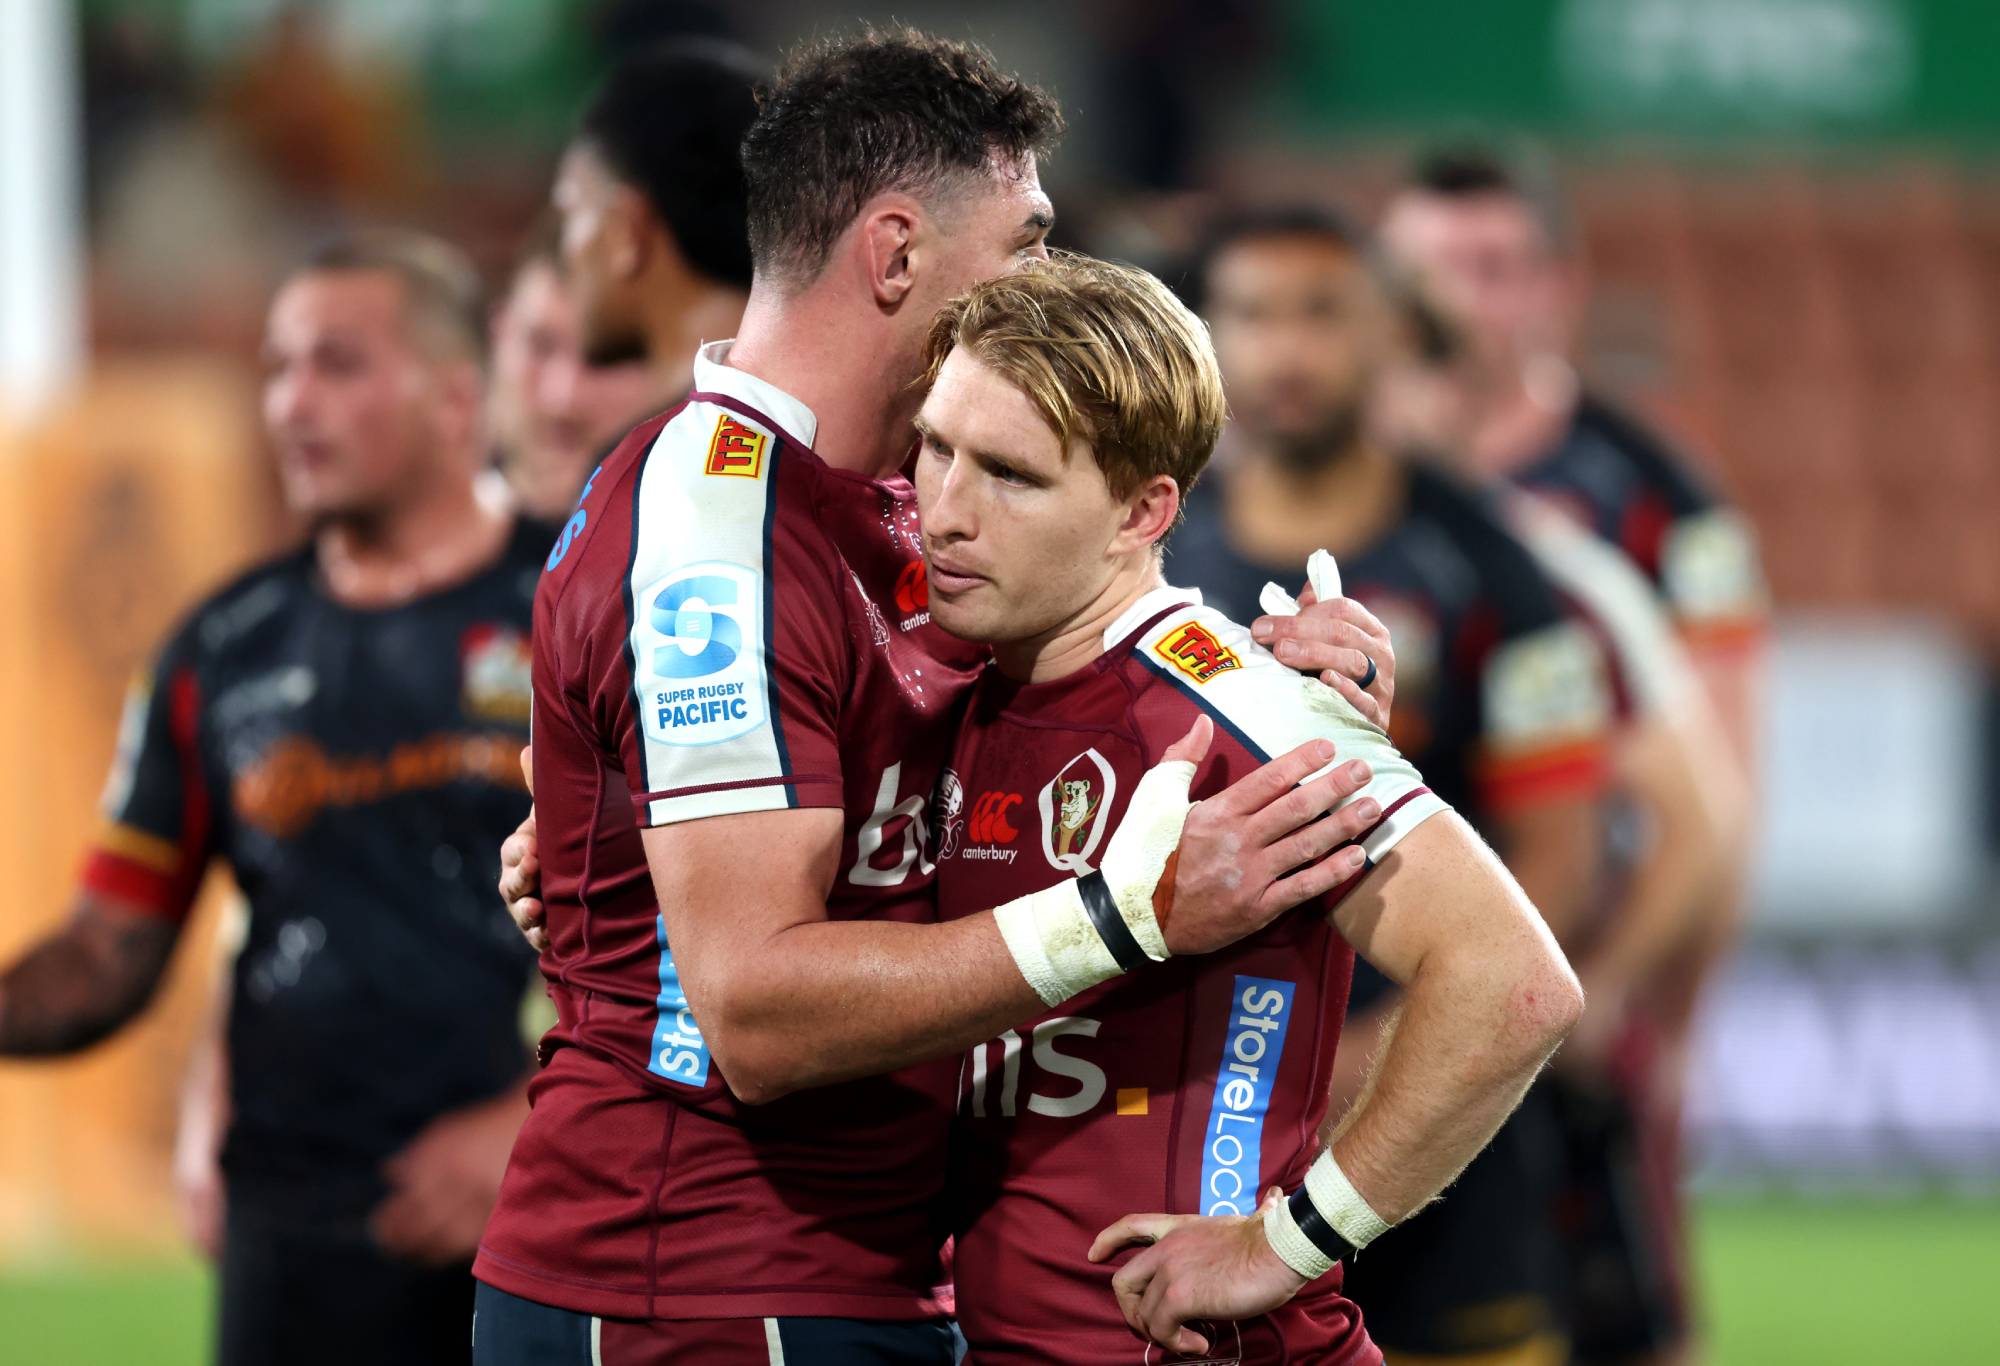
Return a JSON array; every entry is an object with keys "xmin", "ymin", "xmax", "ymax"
[{"xmin": 741, "ymin": 27, "xmax": 1065, "ymax": 286}]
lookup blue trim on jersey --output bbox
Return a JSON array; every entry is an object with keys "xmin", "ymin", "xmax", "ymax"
[
  {"xmin": 1200, "ymin": 975, "xmax": 1296, "ymax": 1216},
  {"xmin": 1135, "ymin": 653, "xmax": 1273, "ymax": 762},
  {"xmin": 760, "ymin": 438, "xmax": 796, "ymax": 807},
  {"xmin": 647, "ymin": 913, "xmax": 712, "ymax": 1086}
]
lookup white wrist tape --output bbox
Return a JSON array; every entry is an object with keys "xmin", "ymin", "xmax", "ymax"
[
  {"xmin": 1257, "ymin": 548, "xmax": 1344, "ymax": 619},
  {"xmin": 1262, "ymin": 1148, "xmax": 1391, "ymax": 1281},
  {"xmin": 992, "ymin": 756, "xmax": 1195, "ymax": 1007}
]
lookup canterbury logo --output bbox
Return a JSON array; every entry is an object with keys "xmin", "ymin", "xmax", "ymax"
[
  {"xmin": 1155, "ymin": 621, "xmax": 1242, "ymax": 684},
  {"xmin": 704, "ymin": 414, "xmax": 767, "ymax": 478},
  {"xmin": 895, "ymin": 559, "xmax": 929, "ymax": 615},
  {"xmin": 967, "ymin": 790, "xmax": 1022, "ymax": 844}
]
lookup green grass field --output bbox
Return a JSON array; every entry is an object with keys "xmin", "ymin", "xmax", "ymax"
[{"xmin": 1, "ymin": 1198, "xmax": 1995, "ymax": 1363}]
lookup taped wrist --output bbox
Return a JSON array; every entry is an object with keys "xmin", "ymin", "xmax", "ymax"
[
  {"xmin": 1262, "ymin": 1149, "xmax": 1390, "ymax": 1281},
  {"xmin": 992, "ymin": 757, "xmax": 1195, "ymax": 1007}
]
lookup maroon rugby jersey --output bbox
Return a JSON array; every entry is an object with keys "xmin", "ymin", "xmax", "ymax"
[
  {"xmin": 938, "ymin": 589, "xmax": 1447, "ymax": 1365},
  {"xmin": 475, "ymin": 344, "xmax": 984, "ymax": 1321}
]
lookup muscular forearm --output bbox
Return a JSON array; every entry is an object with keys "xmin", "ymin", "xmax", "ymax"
[
  {"xmin": 0, "ymin": 902, "xmax": 178, "ymax": 1056},
  {"xmin": 1327, "ymin": 945, "xmax": 1578, "ymax": 1223},
  {"xmin": 706, "ymin": 912, "xmax": 1044, "ymax": 1103}
]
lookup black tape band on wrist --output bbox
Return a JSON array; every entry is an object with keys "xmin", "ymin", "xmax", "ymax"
[
  {"xmin": 1288, "ymin": 1185, "xmax": 1357, "ymax": 1266},
  {"xmin": 1077, "ymin": 870, "xmax": 1146, "ymax": 972}
]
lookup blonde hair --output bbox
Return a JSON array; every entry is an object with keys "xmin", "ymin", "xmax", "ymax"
[{"xmin": 919, "ymin": 252, "xmax": 1226, "ymax": 522}]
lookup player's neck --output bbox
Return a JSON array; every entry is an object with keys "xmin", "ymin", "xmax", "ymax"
[
  {"xmin": 1224, "ymin": 440, "xmax": 1404, "ymax": 569},
  {"xmin": 642, "ymin": 278, "xmax": 747, "ymax": 403},
  {"xmin": 992, "ymin": 556, "xmax": 1167, "ymax": 685},
  {"xmin": 727, "ymin": 286, "xmax": 918, "ymax": 480},
  {"xmin": 314, "ymin": 460, "xmax": 511, "ymax": 610},
  {"xmin": 1464, "ymin": 354, "xmax": 1576, "ymax": 477}
]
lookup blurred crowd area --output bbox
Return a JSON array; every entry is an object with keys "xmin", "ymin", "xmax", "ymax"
[{"xmin": 4, "ymin": 0, "xmax": 1999, "ymax": 1261}]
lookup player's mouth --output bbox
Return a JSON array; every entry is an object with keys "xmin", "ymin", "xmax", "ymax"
[{"xmin": 924, "ymin": 551, "xmax": 988, "ymax": 595}]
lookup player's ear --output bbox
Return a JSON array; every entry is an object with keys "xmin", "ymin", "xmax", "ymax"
[
  {"xmin": 607, "ymin": 187, "xmax": 652, "ymax": 282},
  {"xmin": 1116, "ymin": 475, "xmax": 1180, "ymax": 552},
  {"xmin": 858, "ymin": 195, "xmax": 921, "ymax": 308}
]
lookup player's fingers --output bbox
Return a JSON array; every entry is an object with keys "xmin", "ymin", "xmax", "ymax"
[
  {"xmin": 1262, "ymin": 812, "xmax": 1374, "ymax": 888},
  {"xmin": 518, "ymin": 747, "xmax": 534, "ymax": 788},
  {"xmin": 1243, "ymin": 762, "xmax": 1369, "ymax": 849},
  {"xmin": 1272, "ymin": 637, "xmax": 1374, "ymax": 686},
  {"xmin": 1088, "ymin": 1212, "xmax": 1182, "ymax": 1261},
  {"xmin": 1261, "ymin": 847, "xmax": 1371, "ymax": 916},
  {"xmin": 1209, "ymin": 738, "xmax": 1337, "ymax": 818},
  {"xmin": 1159, "ymin": 714, "xmax": 1214, "ymax": 768},
  {"xmin": 1137, "ymin": 1272, "xmax": 1206, "ymax": 1354},
  {"xmin": 1322, "ymin": 671, "xmax": 1385, "ymax": 729},
  {"xmin": 1110, "ymin": 1249, "xmax": 1159, "ymax": 1334}
]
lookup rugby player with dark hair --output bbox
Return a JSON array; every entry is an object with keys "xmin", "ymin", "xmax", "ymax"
[
  {"xmin": 1383, "ymin": 146, "xmax": 1761, "ymax": 1366},
  {"xmin": 474, "ymin": 29, "xmax": 1397, "ymax": 1364},
  {"xmin": 1172, "ymin": 205, "xmax": 1618, "ymax": 1365},
  {"xmin": 551, "ymin": 39, "xmax": 761, "ymax": 394},
  {"xmin": 0, "ymin": 231, "xmax": 552, "ymax": 1365}
]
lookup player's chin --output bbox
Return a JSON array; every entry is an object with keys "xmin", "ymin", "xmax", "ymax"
[{"xmin": 926, "ymin": 593, "xmax": 992, "ymax": 644}]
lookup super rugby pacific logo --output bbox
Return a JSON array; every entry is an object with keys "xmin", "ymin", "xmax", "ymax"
[
  {"xmin": 635, "ymin": 560, "xmax": 767, "ymax": 747},
  {"xmin": 1039, "ymin": 747, "xmax": 1116, "ymax": 873}
]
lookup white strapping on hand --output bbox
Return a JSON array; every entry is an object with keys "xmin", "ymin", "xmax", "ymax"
[{"xmin": 1258, "ymin": 548, "xmax": 1344, "ymax": 619}]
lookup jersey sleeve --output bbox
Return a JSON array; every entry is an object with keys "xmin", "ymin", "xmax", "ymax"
[
  {"xmin": 1582, "ymin": 398, "xmax": 1768, "ymax": 647},
  {"xmin": 79, "ymin": 620, "xmax": 215, "ymax": 924},
  {"xmin": 1135, "ymin": 606, "xmax": 1449, "ymax": 878},
  {"xmin": 592, "ymin": 402, "xmax": 849, "ymax": 828},
  {"xmin": 1471, "ymin": 611, "xmax": 1615, "ymax": 816}
]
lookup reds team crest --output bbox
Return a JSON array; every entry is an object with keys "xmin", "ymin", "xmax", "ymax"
[{"xmin": 1039, "ymin": 746, "xmax": 1116, "ymax": 873}]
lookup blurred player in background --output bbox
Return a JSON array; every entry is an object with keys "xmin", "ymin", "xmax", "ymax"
[
  {"xmin": 549, "ymin": 40, "xmax": 760, "ymax": 411},
  {"xmin": 475, "ymin": 31, "xmax": 1393, "ymax": 1364},
  {"xmin": 1381, "ymin": 268, "xmax": 1739, "ymax": 1365},
  {"xmin": 918, "ymin": 254, "xmax": 1582, "ymax": 1363},
  {"xmin": 1382, "ymin": 148, "xmax": 1764, "ymax": 1364},
  {"xmin": 0, "ymin": 232, "xmax": 548, "ymax": 1366},
  {"xmin": 488, "ymin": 221, "xmax": 661, "ymax": 521},
  {"xmin": 1171, "ymin": 206, "xmax": 1615, "ymax": 1364}
]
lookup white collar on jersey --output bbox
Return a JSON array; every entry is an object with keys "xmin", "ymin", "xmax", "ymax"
[
  {"xmin": 1103, "ymin": 584, "xmax": 1203, "ymax": 650},
  {"xmin": 691, "ymin": 340, "xmax": 821, "ymax": 449}
]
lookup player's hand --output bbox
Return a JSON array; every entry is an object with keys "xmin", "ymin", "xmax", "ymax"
[
  {"xmin": 1253, "ymin": 592, "xmax": 1397, "ymax": 731},
  {"xmin": 1161, "ymin": 727, "xmax": 1379, "ymax": 956},
  {"xmin": 172, "ymin": 1099, "xmax": 226, "ymax": 1261},
  {"xmin": 370, "ymin": 1087, "xmax": 528, "ymax": 1266},
  {"xmin": 1088, "ymin": 1188, "xmax": 1308, "ymax": 1355},
  {"xmin": 499, "ymin": 747, "xmax": 547, "ymax": 952}
]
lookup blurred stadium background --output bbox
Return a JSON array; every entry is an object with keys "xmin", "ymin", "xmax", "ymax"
[{"xmin": 1, "ymin": 0, "xmax": 1996, "ymax": 1361}]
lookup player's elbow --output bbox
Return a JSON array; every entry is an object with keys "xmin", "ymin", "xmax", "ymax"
[
  {"xmin": 705, "ymin": 1014, "xmax": 814, "ymax": 1107},
  {"xmin": 1506, "ymin": 940, "xmax": 1585, "ymax": 1066}
]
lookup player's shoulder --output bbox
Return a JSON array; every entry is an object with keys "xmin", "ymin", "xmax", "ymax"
[
  {"xmin": 1127, "ymin": 597, "xmax": 1385, "ymax": 761},
  {"xmin": 162, "ymin": 545, "xmax": 317, "ymax": 666},
  {"xmin": 1407, "ymin": 464, "xmax": 1570, "ymax": 635},
  {"xmin": 1572, "ymin": 392, "xmax": 1723, "ymax": 516}
]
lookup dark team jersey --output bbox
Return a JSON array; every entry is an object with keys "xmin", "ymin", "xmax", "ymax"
[
  {"xmin": 1518, "ymin": 394, "xmax": 1766, "ymax": 648},
  {"xmin": 1170, "ymin": 464, "xmax": 1613, "ymax": 1353},
  {"xmin": 476, "ymin": 344, "xmax": 987, "ymax": 1322},
  {"xmin": 1172, "ymin": 463, "xmax": 1611, "ymax": 829},
  {"xmin": 84, "ymin": 518, "xmax": 549, "ymax": 1215},
  {"xmin": 939, "ymin": 589, "xmax": 1445, "ymax": 1365}
]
